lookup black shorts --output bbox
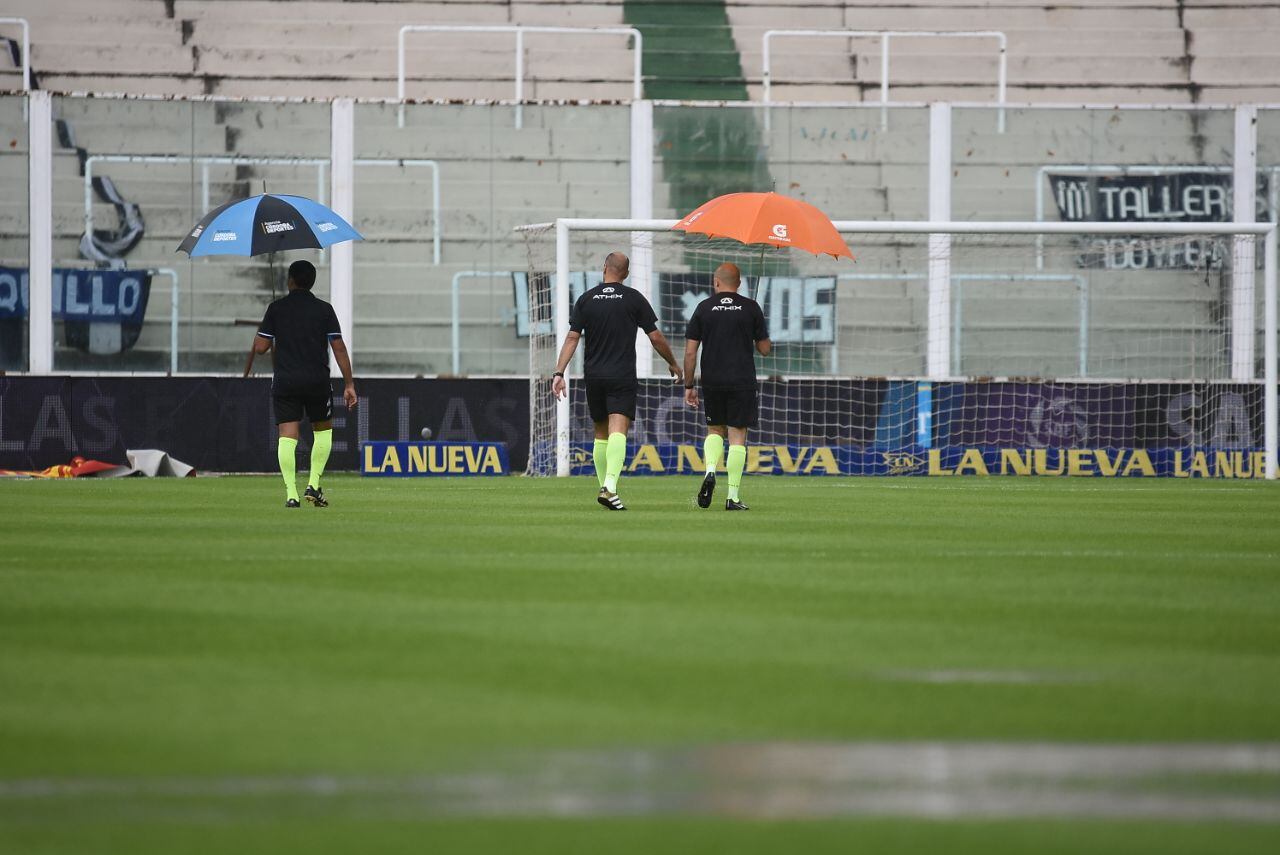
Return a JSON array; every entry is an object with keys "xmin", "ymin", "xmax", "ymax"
[
  {"xmin": 273, "ymin": 393, "xmax": 333, "ymax": 425},
  {"xmin": 704, "ymin": 387, "xmax": 758, "ymax": 428},
  {"xmin": 585, "ymin": 378, "xmax": 638, "ymax": 423}
]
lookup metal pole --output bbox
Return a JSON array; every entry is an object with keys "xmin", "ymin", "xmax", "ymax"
[
  {"xmin": 1078, "ymin": 277, "xmax": 1089, "ymax": 377},
  {"xmin": 630, "ymin": 100, "xmax": 654, "ymax": 378},
  {"xmin": 996, "ymin": 33, "xmax": 1008, "ymax": 133},
  {"xmin": 927, "ymin": 103, "xmax": 952, "ymax": 378},
  {"xmin": 547, "ymin": 218, "xmax": 1273, "ymax": 237},
  {"xmin": 329, "ymin": 99, "xmax": 356, "ymax": 373},
  {"xmin": 451, "ymin": 270, "xmax": 462, "ymax": 375},
  {"xmin": 515, "ymin": 27, "xmax": 525, "ymax": 131},
  {"xmin": 554, "ymin": 220, "xmax": 571, "ymax": 477},
  {"xmin": 151, "ymin": 268, "xmax": 180, "ymax": 375},
  {"xmin": 1232, "ymin": 105, "xmax": 1258, "ymax": 381},
  {"xmin": 762, "ymin": 31, "xmax": 773, "ymax": 132},
  {"xmin": 28, "ymin": 91, "xmax": 52, "ymax": 374},
  {"xmin": 1265, "ymin": 225, "xmax": 1277, "ymax": 480},
  {"xmin": 880, "ymin": 33, "xmax": 890, "ymax": 132},
  {"xmin": 631, "ymin": 30, "xmax": 643, "ymax": 100},
  {"xmin": 431, "ymin": 160, "xmax": 441, "ymax": 265},
  {"xmin": 397, "ymin": 25, "xmax": 408, "ymax": 128}
]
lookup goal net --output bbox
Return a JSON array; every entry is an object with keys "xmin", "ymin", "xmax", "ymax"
[{"xmin": 520, "ymin": 220, "xmax": 1277, "ymax": 479}]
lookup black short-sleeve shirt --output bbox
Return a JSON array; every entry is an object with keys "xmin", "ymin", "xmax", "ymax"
[
  {"xmin": 686, "ymin": 291, "xmax": 769, "ymax": 391},
  {"xmin": 257, "ymin": 289, "xmax": 343, "ymax": 396},
  {"xmin": 568, "ymin": 282, "xmax": 659, "ymax": 381}
]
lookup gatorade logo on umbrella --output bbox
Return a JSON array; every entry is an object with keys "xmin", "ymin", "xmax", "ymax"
[
  {"xmin": 261, "ymin": 220, "xmax": 296, "ymax": 235},
  {"xmin": 670, "ymin": 192, "xmax": 854, "ymax": 261}
]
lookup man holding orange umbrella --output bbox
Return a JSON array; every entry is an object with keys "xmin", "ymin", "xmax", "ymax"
[{"xmin": 683, "ymin": 262, "xmax": 771, "ymax": 510}]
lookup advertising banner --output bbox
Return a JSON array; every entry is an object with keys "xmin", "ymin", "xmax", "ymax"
[
  {"xmin": 0, "ymin": 377, "xmax": 528, "ymax": 473},
  {"xmin": 0, "ymin": 266, "xmax": 152, "ymax": 323},
  {"xmin": 360, "ymin": 442, "xmax": 509, "ymax": 476},
  {"xmin": 566, "ymin": 443, "xmax": 1267, "ymax": 479}
]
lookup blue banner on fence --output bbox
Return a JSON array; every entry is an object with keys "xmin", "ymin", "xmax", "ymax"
[
  {"xmin": 361, "ymin": 441, "xmax": 510, "ymax": 477},
  {"xmin": 567, "ymin": 443, "xmax": 1268, "ymax": 478},
  {"xmin": 0, "ymin": 267, "xmax": 152, "ymax": 324}
]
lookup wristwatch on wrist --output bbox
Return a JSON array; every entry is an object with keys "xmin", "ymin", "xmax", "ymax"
[{"xmin": 553, "ymin": 371, "xmax": 564, "ymax": 378}]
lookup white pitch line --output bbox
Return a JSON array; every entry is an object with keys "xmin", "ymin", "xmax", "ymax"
[{"xmin": 3, "ymin": 743, "xmax": 1278, "ymax": 822}]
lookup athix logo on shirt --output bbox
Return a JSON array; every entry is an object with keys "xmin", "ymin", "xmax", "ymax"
[
  {"xmin": 712, "ymin": 296, "xmax": 744, "ymax": 312},
  {"xmin": 594, "ymin": 286, "xmax": 624, "ymax": 300},
  {"xmin": 212, "ymin": 231, "xmax": 238, "ymax": 242},
  {"xmin": 771, "ymin": 223, "xmax": 790, "ymax": 241},
  {"xmin": 261, "ymin": 220, "xmax": 295, "ymax": 235}
]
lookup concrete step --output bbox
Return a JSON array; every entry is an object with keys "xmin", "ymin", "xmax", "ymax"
[{"xmin": 33, "ymin": 43, "xmax": 194, "ymax": 76}]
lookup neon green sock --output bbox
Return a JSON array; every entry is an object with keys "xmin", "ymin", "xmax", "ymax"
[
  {"xmin": 278, "ymin": 436, "xmax": 299, "ymax": 502},
  {"xmin": 726, "ymin": 444, "xmax": 746, "ymax": 502},
  {"xmin": 703, "ymin": 433, "xmax": 724, "ymax": 474},
  {"xmin": 603, "ymin": 432, "xmax": 626, "ymax": 493},
  {"xmin": 308, "ymin": 429, "xmax": 333, "ymax": 490},
  {"xmin": 593, "ymin": 438, "xmax": 609, "ymax": 488}
]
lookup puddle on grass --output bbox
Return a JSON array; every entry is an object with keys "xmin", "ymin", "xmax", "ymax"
[{"xmin": 2, "ymin": 743, "xmax": 1278, "ymax": 822}]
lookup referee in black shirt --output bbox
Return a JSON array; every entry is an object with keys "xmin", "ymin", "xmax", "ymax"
[
  {"xmin": 683, "ymin": 262, "xmax": 771, "ymax": 510},
  {"xmin": 248, "ymin": 260, "xmax": 357, "ymax": 508},
  {"xmin": 551, "ymin": 252, "xmax": 683, "ymax": 510}
]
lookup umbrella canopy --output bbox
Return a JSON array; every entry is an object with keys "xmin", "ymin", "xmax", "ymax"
[
  {"xmin": 176, "ymin": 193, "xmax": 362, "ymax": 257},
  {"xmin": 672, "ymin": 191, "xmax": 854, "ymax": 260}
]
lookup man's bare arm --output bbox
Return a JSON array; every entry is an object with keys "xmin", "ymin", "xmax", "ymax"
[
  {"xmin": 647, "ymin": 330, "xmax": 683, "ymax": 382},
  {"xmin": 683, "ymin": 339, "xmax": 701, "ymax": 407},
  {"xmin": 330, "ymin": 337, "xmax": 357, "ymax": 410},
  {"xmin": 553, "ymin": 331, "xmax": 580, "ymax": 376},
  {"xmin": 244, "ymin": 334, "xmax": 272, "ymax": 377},
  {"xmin": 756, "ymin": 338, "xmax": 772, "ymax": 357},
  {"xmin": 682, "ymin": 339, "xmax": 699, "ymax": 386},
  {"xmin": 551, "ymin": 331, "xmax": 580, "ymax": 400}
]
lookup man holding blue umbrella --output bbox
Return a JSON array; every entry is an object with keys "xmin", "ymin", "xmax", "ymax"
[
  {"xmin": 250, "ymin": 260, "xmax": 356, "ymax": 508},
  {"xmin": 179, "ymin": 193, "xmax": 363, "ymax": 508}
]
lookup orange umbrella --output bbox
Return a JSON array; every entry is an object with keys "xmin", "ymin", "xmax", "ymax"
[{"xmin": 672, "ymin": 192, "xmax": 855, "ymax": 260}]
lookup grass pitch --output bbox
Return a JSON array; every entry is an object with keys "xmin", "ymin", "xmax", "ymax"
[{"xmin": 1, "ymin": 474, "xmax": 1279, "ymax": 853}]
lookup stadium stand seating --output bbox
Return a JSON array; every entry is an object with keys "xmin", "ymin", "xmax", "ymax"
[
  {"xmin": 1, "ymin": 1, "xmax": 1278, "ymax": 374},
  {"xmin": 3, "ymin": 0, "xmax": 1278, "ymax": 103}
]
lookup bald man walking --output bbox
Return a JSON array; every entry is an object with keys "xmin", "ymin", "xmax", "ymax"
[
  {"xmin": 683, "ymin": 263, "xmax": 771, "ymax": 510},
  {"xmin": 552, "ymin": 252, "xmax": 683, "ymax": 510}
]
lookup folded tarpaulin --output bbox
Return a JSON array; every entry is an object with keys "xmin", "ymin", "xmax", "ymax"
[{"xmin": 0, "ymin": 450, "xmax": 196, "ymax": 479}]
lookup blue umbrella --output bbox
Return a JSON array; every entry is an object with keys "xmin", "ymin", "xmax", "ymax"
[{"xmin": 176, "ymin": 193, "xmax": 362, "ymax": 257}]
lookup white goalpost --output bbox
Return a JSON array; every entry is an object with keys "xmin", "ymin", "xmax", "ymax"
[{"xmin": 520, "ymin": 219, "xmax": 1278, "ymax": 481}]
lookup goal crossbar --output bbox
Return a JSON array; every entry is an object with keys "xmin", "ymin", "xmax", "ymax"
[{"xmin": 526, "ymin": 218, "xmax": 1278, "ymax": 479}]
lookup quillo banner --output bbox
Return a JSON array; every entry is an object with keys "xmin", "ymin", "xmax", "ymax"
[{"xmin": 0, "ymin": 266, "xmax": 152, "ymax": 323}]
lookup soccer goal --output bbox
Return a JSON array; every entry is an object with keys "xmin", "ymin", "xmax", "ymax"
[{"xmin": 519, "ymin": 219, "xmax": 1277, "ymax": 480}]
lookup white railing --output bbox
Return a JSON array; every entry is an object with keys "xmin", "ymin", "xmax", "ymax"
[
  {"xmin": 397, "ymin": 24, "xmax": 643, "ymax": 129},
  {"xmin": 84, "ymin": 155, "xmax": 442, "ymax": 265},
  {"xmin": 762, "ymin": 30, "xmax": 1007, "ymax": 132},
  {"xmin": 0, "ymin": 16, "xmax": 30, "ymax": 119},
  {"xmin": 451, "ymin": 270, "xmax": 512, "ymax": 375}
]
